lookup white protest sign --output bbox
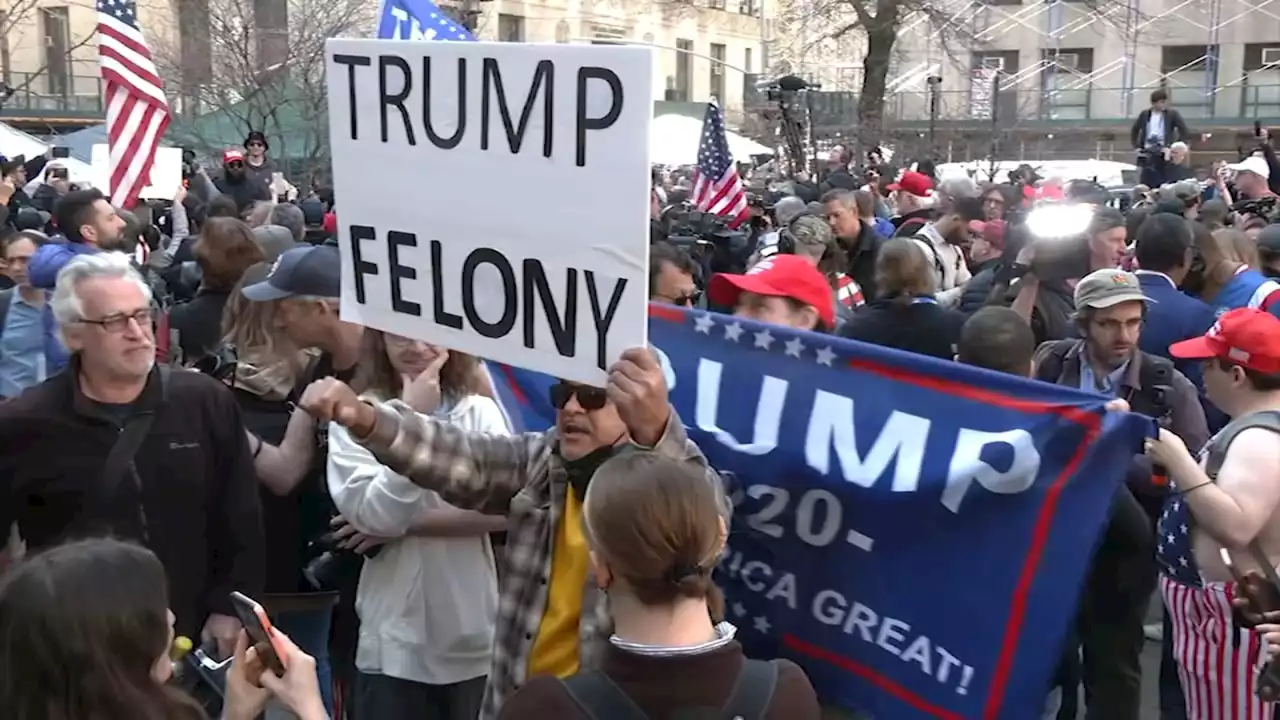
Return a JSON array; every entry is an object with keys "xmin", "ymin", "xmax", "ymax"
[
  {"xmin": 90, "ymin": 144, "xmax": 183, "ymax": 201},
  {"xmin": 325, "ymin": 38, "xmax": 653, "ymax": 387}
]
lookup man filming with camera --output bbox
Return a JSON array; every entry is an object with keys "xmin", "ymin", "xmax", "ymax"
[{"xmin": 1131, "ymin": 90, "xmax": 1190, "ymax": 188}]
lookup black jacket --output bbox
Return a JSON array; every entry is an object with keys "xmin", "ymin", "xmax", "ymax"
[
  {"xmin": 1130, "ymin": 108, "xmax": 1189, "ymax": 149},
  {"xmin": 958, "ymin": 259, "xmax": 1002, "ymax": 315},
  {"xmin": 169, "ymin": 289, "xmax": 232, "ymax": 364},
  {"xmin": 213, "ymin": 171, "xmax": 272, "ymax": 213},
  {"xmin": 0, "ymin": 361, "xmax": 264, "ymax": 638},
  {"xmin": 845, "ymin": 223, "xmax": 885, "ymax": 303},
  {"xmin": 839, "ymin": 297, "xmax": 966, "ymax": 361}
]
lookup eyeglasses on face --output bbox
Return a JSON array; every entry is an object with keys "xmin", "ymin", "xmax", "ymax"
[
  {"xmin": 549, "ymin": 382, "xmax": 608, "ymax": 411},
  {"xmin": 79, "ymin": 308, "xmax": 153, "ymax": 333}
]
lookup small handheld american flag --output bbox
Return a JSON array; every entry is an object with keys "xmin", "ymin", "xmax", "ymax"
[
  {"xmin": 96, "ymin": 0, "xmax": 170, "ymax": 210},
  {"xmin": 690, "ymin": 102, "xmax": 750, "ymax": 229}
]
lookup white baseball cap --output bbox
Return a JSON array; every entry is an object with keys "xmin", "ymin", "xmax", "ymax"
[{"xmin": 1227, "ymin": 155, "xmax": 1272, "ymax": 180}]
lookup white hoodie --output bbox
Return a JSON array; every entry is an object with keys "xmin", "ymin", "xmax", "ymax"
[{"xmin": 328, "ymin": 393, "xmax": 509, "ymax": 686}]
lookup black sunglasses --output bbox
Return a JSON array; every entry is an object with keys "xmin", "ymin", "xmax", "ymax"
[{"xmin": 550, "ymin": 382, "xmax": 608, "ymax": 411}]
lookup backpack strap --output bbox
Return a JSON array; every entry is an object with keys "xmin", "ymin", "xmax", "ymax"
[
  {"xmin": 559, "ymin": 671, "xmax": 651, "ymax": 720},
  {"xmin": 722, "ymin": 659, "xmax": 780, "ymax": 720},
  {"xmin": 1032, "ymin": 340, "xmax": 1077, "ymax": 383},
  {"xmin": 912, "ymin": 233, "xmax": 946, "ymax": 280}
]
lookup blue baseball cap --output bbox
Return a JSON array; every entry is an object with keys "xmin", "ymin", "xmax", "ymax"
[{"xmin": 242, "ymin": 244, "xmax": 341, "ymax": 301}]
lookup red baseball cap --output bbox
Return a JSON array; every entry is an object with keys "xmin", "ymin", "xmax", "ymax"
[
  {"xmin": 223, "ymin": 148, "xmax": 245, "ymax": 164},
  {"xmin": 708, "ymin": 255, "xmax": 835, "ymax": 328},
  {"xmin": 886, "ymin": 171, "xmax": 934, "ymax": 197},
  {"xmin": 1169, "ymin": 308, "xmax": 1280, "ymax": 374},
  {"xmin": 968, "ymin": 219, "xmax": 1007, "ymax": 250}
]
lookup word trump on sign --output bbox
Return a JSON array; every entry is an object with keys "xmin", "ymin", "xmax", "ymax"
[
  {"xmin": 483, "ymin": 305, "xmax": 1152, "ymax": 720},
  {"xmin": 324, "ymin": 39, "xmax": 653, "ymax": 385}
]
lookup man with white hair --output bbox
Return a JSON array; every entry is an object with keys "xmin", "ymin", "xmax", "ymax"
[
  {"xmin": 1165, "ymin": 142, "xmax": 1194, "ymax": 182},
  {"xmin": 0, "ymin": 252, "xmax": 264, "ymax": 658}
]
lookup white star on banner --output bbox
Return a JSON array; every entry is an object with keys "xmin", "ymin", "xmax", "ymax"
[
  {"xmin": 725, "ymin": 322, "xmax": 744, "ymax": 342},
  {"xmin": 694, "ymin": 314, "xmax": 715, "ymax": 334},
  {"xmin": 754, "ymin": 329, "xmax": 774, "ymax": 349},
  {"xmin": 784, "ymin": 337, "xmax": 805, "ymax": 358},
  {"xmin": 732, "ymin": 602, "xmax": 747, "ymax": 617},
  {"xmin": 815, "ymin": 346, "xmax": 836, "ymax": 366},
  {"xmin": 753, "ymin": 615, "xmax": 772, "ymax": 634}
]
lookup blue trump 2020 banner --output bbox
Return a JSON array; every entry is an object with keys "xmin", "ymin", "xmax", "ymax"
[
  {"xmin": 377, "ymin": 0, "xmax": 474, "ymax": 41},
  {"xmin": 487, "ymin": 305, "xmax": 1149, "ymax": 720}
]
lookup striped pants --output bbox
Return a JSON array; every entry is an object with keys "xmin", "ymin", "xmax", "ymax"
[{"xmin": 1160, "ymin": 574, "xmax": 1275, "ymax": 719}]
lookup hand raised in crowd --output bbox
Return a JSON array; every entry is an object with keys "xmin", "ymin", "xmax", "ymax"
[
  {"xmin": 223, "ymin": 631, "xmax": 271, "ymax": 720},
  {"xmin": 606, "ymin": 347, "xmax": 671, "ymax": 448},
  {"xmin": 299, "ymin": 377, "xmax": 374, "ymax": 436},
  {"xmin": 174, "ymin": 184, "xmax": 187, "ymax": 204},
  {"xmin": 401, "ymin": 347, "xmax": 450, "ymax": 414},
  {"xmin": 256, "ymin": 629, "xmax": 329, "ymax": 720},
  {"xmin": 330, "ymin": 514, "xmax": 392, "ymax": 555},
  {"xmin": 201, "ymin": 612, "xmax": 242, "ymax": 660}
]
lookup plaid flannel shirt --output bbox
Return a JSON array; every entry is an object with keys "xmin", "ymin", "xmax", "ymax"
[{"xmin": 358, "ymin": 400, "xmax": 728, "ymax": 720}]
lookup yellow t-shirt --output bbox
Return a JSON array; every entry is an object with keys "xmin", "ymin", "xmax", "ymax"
[{"xmin": 526, "ymin": 490, "xmax": 589, "ymax": 679}]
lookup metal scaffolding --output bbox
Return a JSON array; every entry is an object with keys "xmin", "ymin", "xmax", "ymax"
[{"xmin": 880, "ymin": 0, "xmax": 1280, "ymax": 120}]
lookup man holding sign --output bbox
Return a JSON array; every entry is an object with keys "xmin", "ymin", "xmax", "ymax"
[{"xmin": 299, "ymin": 347, "xmax": 727, "ymax": 720}]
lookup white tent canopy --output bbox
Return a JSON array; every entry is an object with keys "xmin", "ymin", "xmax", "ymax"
[
  {"xmin": 649, "ymin": 114, "xmax": 773, "ymax": 166},
  {"xmin": 0, "ymin": 121, "xmax": 95, "ymax": 189}
]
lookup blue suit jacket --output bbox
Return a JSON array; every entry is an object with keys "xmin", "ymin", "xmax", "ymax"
[{"xmin": 1136, "ymin": 271, "xmax": 1225, "ymax": 429}]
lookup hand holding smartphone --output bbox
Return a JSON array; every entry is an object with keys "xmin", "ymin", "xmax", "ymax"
[
  {"xmin": 1221, "ymin": 549, "xmax": 1280, "ymax": 701},
  {"xmin": 228, "ymin": 591, "xmax": 288, "ymax": 677}
]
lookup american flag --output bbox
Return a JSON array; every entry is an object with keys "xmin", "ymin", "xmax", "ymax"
[
  {"xmin": 691, "ymin": 102, "xmax": 750, "ymax": 228},
  {"xmin": 96, "ymin": 0, "xmax": 170, "ymax": 209}
]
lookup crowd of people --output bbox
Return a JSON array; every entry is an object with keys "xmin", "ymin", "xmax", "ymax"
[
  {"xmin": 647, "ymin": 129, "xmax": 1280, "ymax": 719},
  {"xmin": 3, "ymin": 118, "xmax": 1280, "ymax": 720}
]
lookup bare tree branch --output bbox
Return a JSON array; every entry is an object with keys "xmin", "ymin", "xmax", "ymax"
[
  {"xmin": 153, "ymin": 0, "xmax": 374, "ymax": 176},
  {"xmin": 780, "ymin": 0, "xmax": 1138, "ymax": 155}
]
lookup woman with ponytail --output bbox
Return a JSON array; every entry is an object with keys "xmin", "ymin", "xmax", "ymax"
[{"xmin": 497, "ymin": 452, "xmax": 820, "ymax": 719}]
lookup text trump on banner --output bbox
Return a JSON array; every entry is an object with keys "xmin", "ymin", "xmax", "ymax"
[
  {"xmin": 484, "ymin": 305, "xmax": 1151, "ymax": 720},
  {"xmin": 324, "ymin": 39, "xmax": 654, "ymax": 387}
]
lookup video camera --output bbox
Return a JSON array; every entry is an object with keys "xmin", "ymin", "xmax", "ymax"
[
  {"xmin": 662, "ymin": 203, "xmax": 753, "ymax": 275},
  {"xmin": 1231, "ymin": 195, "xmax": 1280, "ymax": 223}
]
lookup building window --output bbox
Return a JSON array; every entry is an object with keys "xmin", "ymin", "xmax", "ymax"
[
  {"xmin": 707, "ymin": 0, "xmax": 726, "ymax": 9},
  {"xmin": 1040, "ymin": 47, "xmax": 1093, "ymax": 120},
  {"xmin": 675, "ymin": 38, "xmax": 693, "ymax": 102},
  {"xmin": 555, "ymin": 20, "xmax": 570, "ymax": 43},
  {"xmin": 710, "ymin": 43, "xmax": 726, "ymax": 102},
  {"xmin": 40, "ymin": 7, "xmax": 71, "ymax": 96},
  {"xmin": 738, "ymin": 0, "xmax": 758, "ymax": 13},
  {"xmin": 498, "ymin": 14, "xmax": 525, "ymax": 42},
  {"xmin": 1161, "ymin": 44, "xmax": 1217, "ymax": 119},
  {"xmin": 1243, "ymin": 44, "xmax": 1280, "ymax": 117},
  {"xmin": 745, "ymin": 47, "xmax": 753, "ymax": 74}
]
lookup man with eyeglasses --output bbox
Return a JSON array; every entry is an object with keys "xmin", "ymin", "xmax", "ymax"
[
  {"xmin": 649, "ymin": 241, "xmax": 700, "ymax": 308},
  {"xmin": 213, "ymin": 147, "xmax": 272, "ymax": 214},
  {"xmin": 299, "ymin": 346, "xmax": 726, "ymax": 720},
  {"xmin": 0, "ymin": 251, "xmax": 263, "ymax": 660}
]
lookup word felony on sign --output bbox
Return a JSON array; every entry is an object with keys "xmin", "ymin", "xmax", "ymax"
[
  {"xmin": 349, "ymin": 225, "xmax": 628, "ymax": 371},
  {"xmin": 330, "ymin": 53, "xmax": 624, "ymax": 167}
]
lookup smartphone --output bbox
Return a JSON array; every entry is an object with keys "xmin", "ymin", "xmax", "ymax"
[
  {"xmin": 51, "ymin": 146, "xmax": 69, "ymax": 159},
  {"xmin": 229, "ymin": 591, "xmax": 288, "ymax": 676},
  {"xmin": 47, "ymin": 166, "xmax": 68, "ymax": 180},
  {"xmin": 1221, "ymin": 549, "xmax": 1280, "ymax": 617}
]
